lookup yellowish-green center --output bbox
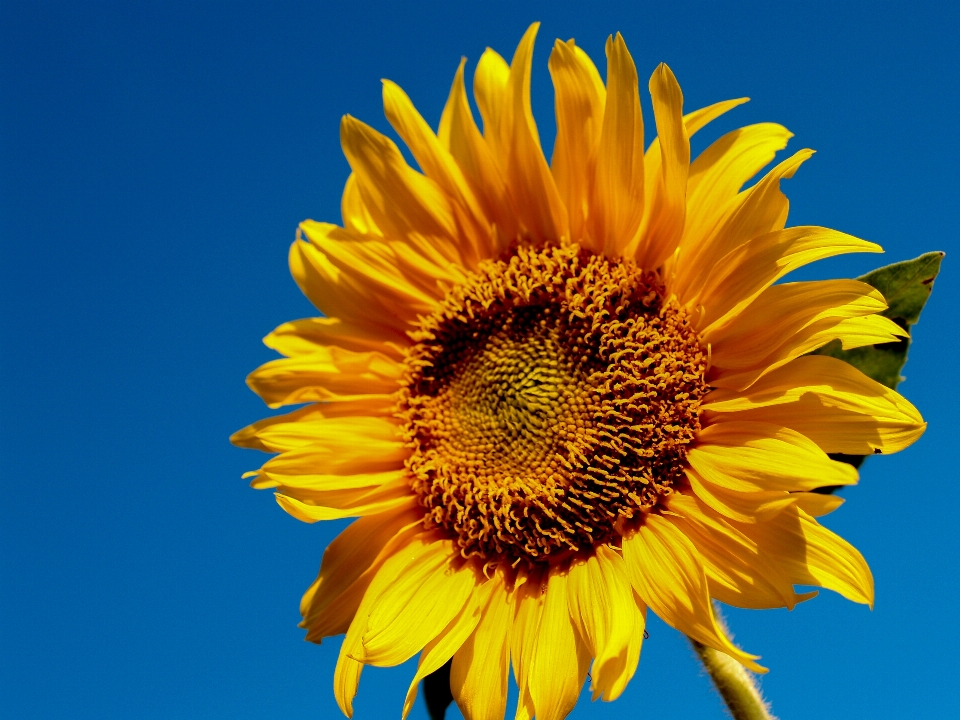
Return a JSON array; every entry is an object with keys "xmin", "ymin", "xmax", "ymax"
[{"xmin": 399, "ymin": 245, "xmax": 708, "ymax": 567}]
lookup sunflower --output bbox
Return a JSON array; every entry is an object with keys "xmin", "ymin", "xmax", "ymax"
[{"xmin": 233, "ymin": 23, "xmax": 925, "ymax": 720}]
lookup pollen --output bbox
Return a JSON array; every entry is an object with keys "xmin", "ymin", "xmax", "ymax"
[{"xmin": 399, "ymin": 245, "xmax": 708, "ymax": 566}]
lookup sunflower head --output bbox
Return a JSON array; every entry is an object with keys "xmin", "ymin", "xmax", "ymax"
[{"xmin": 234, "ymin": 22, "xmax": 925, "ymax": 720}]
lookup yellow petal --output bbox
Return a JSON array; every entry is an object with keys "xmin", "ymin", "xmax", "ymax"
[
  {"xmin": 232, "ymin": 402, "xmax": 394, "ymax": 453},
  {"xmin": 695, "ymin": 226, "xmax": 882, "ymax": 334},
  {"xmin": 382, "ymin": 79, "xmax": 493, "ymax": 264},
  {"xmin": 649, "ymin": 97, "xmax": 750, "ymax": 228},
  {"xmin": 588, "ymin": 34, "xmax": 645, "ymax": 257},
  {"xmin": 512, "ymin": 571, "xmax": 591, "ymax": 720},
  {"xmin": 791, "ymin": 492, "xmax": 845, "ymax": 517},
  {"xmin": 516, "ymin": 688, "xmax": 535, "ymax": 720},
  {"xmin": 360, "ymin": 541, "xmax": 479, "ymax": 666},
  {"xmin": 246, "ymin": 345, "xmax": 401, "ymax": 409},
  {"xmin": 548, "ymin": 38, "xmax": 605, "ymax": 243},
  {"xmin": 335, "ymin": 532, "xmax": 434, "ymax": 717},
  {"xmin": 439, "ymin": 59, "xmax": 517, "ymax": 246},
  {"xmin": 301, "ymin": 506, "xmax": 423, "ymax": 641},
  {"xmin": 300, "ymin": 220, "xmax": 456, "ymax": 309},
  {"xmin": 276, "ymin": 476, "xmax": 416, "ymax": 523},
  {"xmin": 255, "ymin": 424, "xmax": 407, "ymax": 477},
  {"xmin": 634, "ymin": 63, "xmax": 689, "ymax": 272},
  {"xmin": 341, "ymin": 173, "xmax": 381, "ymax": 235},
  {"xmin": 401, "ymin": 587, "xmax": 485, "ymax": 720},
  {"xmin": 290, "ymin": 230, "xmax": 417, "ymax": 340},
  {"xmin": 622, "ymin": 512, "xmax": 765, "ymax": 672},
  {"xmin": 451, "ymin": 574, "xmax": 513, "ymax": 720},
  {"xmin": 682, "ymin": 123, "xmax": 793, "ymax": 260},
  {"xmin": 567, "ymin": 546, "xmax": 645, "ymax": 701},
  {"xmin": 263, "ymin": 316, "xmax": 406, "ymax": 360},
  {"xmin": 500, "ymin": 23, "xmax": 569, "ymax": 244},
  {"xmin": 714, "ymin": 314, "xmax": 907, "ymax": 391},
  {"xmin": 708, "ymin": 279, "xmax": 889, "ymax": 369},
  {"xmin": 340, "ymin": 115, "xmax": 469, "ymax": 266},
  {"xmin": 473, "ymin": 47, "xmax": 511, "ymax": 162},
  {"xmin": 704, "ymin": 355, "xmax": 926, "ymax": 454},
  {"xmin": 682, "ymin": 97, "xmax": 749, "ymax": 136},
  {"xmin": 686, "ymin": 467, "xmax": 802, "ymax": 524},
  {"xmin": 267, "ymin": 468, "xmax": 404, "ymax": 496},
  {"xmin": 689, "ymin": 420, "xmax": 859, "ymax": 492},
  {"xmin": 738, "ymin": 506, "xmax": 874, "ymax": 606},
  {"xmin": 666, "ymin": 493, "xmax": 813, "ymax": 610},
  {"xmin": 674, "ymin": 149, "xmax": 815, "ymax": 308}
]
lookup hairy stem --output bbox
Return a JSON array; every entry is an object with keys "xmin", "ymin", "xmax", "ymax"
[{"xmin": 690, "ymin": 636, "xmax": 776, "ymax": 720}]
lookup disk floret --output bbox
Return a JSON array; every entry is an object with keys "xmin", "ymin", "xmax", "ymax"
[{"xmin": 399, "ymin": 245, "xmax": 708, "ymax": 566}]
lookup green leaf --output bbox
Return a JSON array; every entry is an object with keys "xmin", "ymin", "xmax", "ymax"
[
  {"xmin": 811, "ymin": 251, "xmax": 943, "ymax": 471},
  {"xmin": 422, "ymin": 660, "xmax": 454, "ymax": 720}
]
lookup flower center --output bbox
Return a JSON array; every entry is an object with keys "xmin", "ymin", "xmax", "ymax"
[{"xmin": 399, "ymin": 245, "xmax": 708, "ymax": 567}]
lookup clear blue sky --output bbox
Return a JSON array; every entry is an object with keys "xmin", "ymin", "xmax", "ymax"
[{"xmin": 1, "ymin": 1, "xmax": 956, "ymax": 718}]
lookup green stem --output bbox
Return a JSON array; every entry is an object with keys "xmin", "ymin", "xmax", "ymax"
[{"xmin": 689, "ymin": 629, "xmax": 775, "ymax": 720}]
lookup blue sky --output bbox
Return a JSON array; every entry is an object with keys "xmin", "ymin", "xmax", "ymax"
[{"xmin": 1, "ymin": 1, "xmax": 957, "ymax": 718}]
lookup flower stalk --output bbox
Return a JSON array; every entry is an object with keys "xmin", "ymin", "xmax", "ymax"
[{"xmin": 690, "ymin": 632, "xmax": 775, "ymax": 720}]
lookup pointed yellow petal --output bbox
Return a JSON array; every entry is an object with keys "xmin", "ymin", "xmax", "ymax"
[
  {"xmin": 704, "ymin": 355, "xmax": 926, "ymax": 454},
  {"xmin": 666, "ymin": 493, "xmax": 813, "ymax": 610},
  {"xmin": 738, "ymin": 506, "xmax": 874, "ymax": 606},
  {"xmin": 382, "ymin": 79, "xmax": 493, "ymax": 264},
  {"xmin": 290, "ymin": 224, "xmax": 453, "ymax": 341},
  {"xmin": 682, "ymin": 97, "xmax": 749, "ymax": 135},
  {"xmin": 682, "ymin": 123, "xmax": 793, "ymax": 259},
  {"xmin": 334, "ymin": 656, "xmax": 363, "ymax": 719},
  {"xmin": 300, "ymin": 220, "xmax": 456, "ymax": 309},
  {"xmin": 687, "ymin": 467, "xmax": 801, "ymax": 523},
  {"xmin": 267, "ymin": 469, "xmax": 403, "ymax": 497},
  {"xmin": 232, "ymin": 403, "xmax": 395, "ymax": 453},
  {"xmin": 243, "ymin": 410, "xmax": 399, "ymax": 454},
  {"xmin": 510, "ymin": 579, "xmax": 541, "ymax": 707},
  {"xmin": 515, "ymin": 688, "xmax": 535, "ymax": 720},
  {"xmin": 674, "ymin": 149, "xmax": 815, "ymax": 308},
  {"xmin": 567, "ymin": 546, "xmax": 645, "ymax": 701},
  {"xmin": 289, "ymin": 235, "xmax": 412, "ymax": 341},
  {"xmin": 256, "ymin": 423, "xmax": 407, "ymax": 476},
  {"xmin": 714, "ymin": 314, "xmax": 907, "ymax": 391},
  {"xmin": 634, "ymin": 63, "xmax": 688, "ymax": 271},
  {"xmin": 694, "ymin": 225, "xmax": 882, "ymax": 334},
  {"xmin": 689, "ymin": 472, "xmax": 843, "ymax": 525},
  {"xmin": 360, "ymin": 541, "xmax": 478, "ymax": 666},
  {"xmin": 690, "ymin": 421, "xmax": 859, "ymax": 492},
  {"xmin": 646, "ymin": 96, "xmax": 750, "ymax": 249},
  {"xmin": 301, "ymin": 506, "xmax": 423, "ymax": 641},
  {"xmin": 473, "ymin": 47, "xmax": 511, "ymax": 162},
  {"xmin": 341, "ymin": 173, "xmax": 381, "ymax": 235},
  {"xmin": 588, "ymin": 33, "xmax": 645, "ymax": 257},
  {"xmin": 512, "ymin": 571, "xmax": 590, "ymax": 720},
  {"xmin": 500, "ymin": 23, "xmax": 569, "ymax": 244},
  {"xmin": 246, "ymin": 345, "xmax": 401, "ymax": 409},
  {"xmin": 708, "ymin": 280, "xmax": 889, "ymax": 370},
  {"xmin": 263, "ymin": 316, "xmax": 406, "ymax": 360},
  {"xmin": 791, "ymin": 492, "xmax": 845, "ymax": 517},
  {"xmin": 340, "ymin": 115, "xmax": 465, "ymax": 264},
  {"xmin": 401, "ymin": 587, "xmax": 485, "ymax": 719},
  {"xmin": 276, "ymin": 476, "xmax": 416, "ymax": 523},
  {"xmin": 548, "ymin": 38, "xmax": 605, "ymax": 243},
  {"xmin": 334, "ymin": 532, "xmax": 434, "ymax": 717},
  {"xmin": 439, "ymin": 59, "xmax": 517, "ymax": 246},
  {"xmin": 451, "ymin": 574, "xmax": 513, "ymax": 720},
  {"xmin": 622, "ymin": 512, "xmax": 765, "ymax": 672}
]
